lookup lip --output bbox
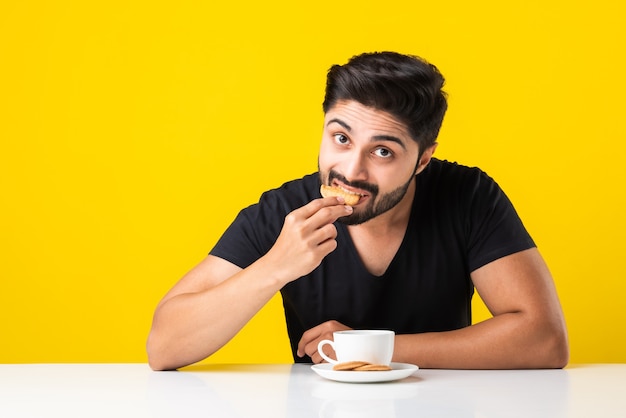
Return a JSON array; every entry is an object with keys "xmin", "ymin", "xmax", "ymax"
[{"xmin": 331, "ymin": 181, "xmax": 369, "ymax": 204}]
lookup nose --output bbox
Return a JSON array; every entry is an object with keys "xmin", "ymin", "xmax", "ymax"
[{"xmin": 342, "ymin": 151, "xmax": 368, "ymax": 182}]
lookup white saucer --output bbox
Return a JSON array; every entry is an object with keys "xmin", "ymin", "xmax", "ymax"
[{"xmin": 311, "ymin": 362, "xmax": 418, "ymax": 383}]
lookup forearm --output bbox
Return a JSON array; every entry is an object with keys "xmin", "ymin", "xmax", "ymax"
[
  {"xmin": 393, "ymin": 312, "xmax": 569, "ymax": 369},
  {"xmin": 147, "ymin": 258, "xmax": 286, "ymax": 371}
]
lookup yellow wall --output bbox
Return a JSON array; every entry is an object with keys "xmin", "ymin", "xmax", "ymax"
[{"xmin": 1, "ymin": 0, "xmax": 624, "ymax": 364}]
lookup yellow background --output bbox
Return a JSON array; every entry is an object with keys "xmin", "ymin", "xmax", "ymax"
[{"xmin": 1, "ymin": 0, "xmax": 624, "ymax": 364}]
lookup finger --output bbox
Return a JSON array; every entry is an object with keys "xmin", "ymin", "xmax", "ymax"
[
  {"xmin": 298, "ymin": 322, "xmax": 344, "ymax": 361},
  {"xmin": 295, "ymin": 196, "xmax": 349, "ymax": 220},
  {"xmin": 297, "ymin": 324, "xmax": 325, "ymax": 357},
  {"xmin": 314, "ymin": 344, "xmax": 336, "ymax": 364},
  {"xmin": 310, "ymin": 351, "xmax": 323, "ymax": 364},
  {"xmin": 305, "ymin": 204, "xmax": 353, "ymax": 232},
  {"xmin": 284, "ymin": 206, "xmax": 351, "ymax": 247},
  {"xmin": 311, "ymin": 223, "xmax": 338, "ymax": 247},
  {"xmin": 283, "ymin": 201, "xmax": 350, "ymax": 237}
]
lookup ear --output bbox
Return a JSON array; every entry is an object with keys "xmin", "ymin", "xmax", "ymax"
[{"xmin": 415, "ymin": 143, "xmax": 438, "ymax": 175}]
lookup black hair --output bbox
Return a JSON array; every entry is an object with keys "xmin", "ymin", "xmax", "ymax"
[{"xmin": 323, "ymin": 52, "xmax": 448, "ymax": 151}]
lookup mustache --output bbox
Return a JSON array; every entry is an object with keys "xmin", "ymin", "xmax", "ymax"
[{"xmin": 328, "ymin": 170, "xmax": 379, "ymax": 195}]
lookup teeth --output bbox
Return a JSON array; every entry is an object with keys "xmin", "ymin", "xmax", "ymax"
[{"xmin": 338, "ymin": 186, "xmax": 362, "ymax": 196}]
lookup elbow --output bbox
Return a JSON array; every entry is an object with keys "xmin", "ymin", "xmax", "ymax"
[
  {"xmin": 146, "ymin": 329, "xmax": 217, "ymax": 371},
  {"xmin": 147, "ymin": 353, "xmax": 172, "ymax": 372},
  {"xmin": 539, "ymin": 322, "xmax": 570, "ymax": 369},
  {"xmin": 146, "ymin": 331, "xmax": 179, "ymax": 371},
  {"xmin": 146, "ymin": 341, "xmax": 167, "ymax": 371},
  {"xmin": 550, "ymin": 331, "xmax": 570, "ymax": 369},
  {"xmin": 148, "ymin": 359, "xmax": 171, "ymax": 372}
]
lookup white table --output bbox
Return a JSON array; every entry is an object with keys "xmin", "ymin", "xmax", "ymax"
[{"xmin": 0, "ymin": 363, "xmax": 624, "ymax": 417}]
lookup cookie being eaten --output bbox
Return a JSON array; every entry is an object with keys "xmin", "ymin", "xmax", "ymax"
[{"xmin": 320, "ymin": 185, "xmax": 361, "ymax": 206}]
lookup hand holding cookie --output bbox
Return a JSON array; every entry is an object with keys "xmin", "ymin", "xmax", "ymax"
[{"xmin": 264, "ymin": 197, "xmax": 352, "ymax": 285}]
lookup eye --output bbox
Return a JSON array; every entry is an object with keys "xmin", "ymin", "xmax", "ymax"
[
  {"xmin": 333, "ymin": 133, "xmax": 349, "ymax": 145},
  {"xmin": 373, "ymin": 147, "xmax": 393, "ymax": 158}
]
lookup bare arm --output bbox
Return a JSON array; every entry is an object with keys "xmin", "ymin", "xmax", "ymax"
[
  {"xmin": 298, "ymin": 248, "xmax": 569, "ymax": 369},
  {"xmin": 146, "ymin": 197, "xmax": 353, "ymax": 371},
  {"xmin": 394, "ymin": 248, "xmax": 569, "ymax": 368}
]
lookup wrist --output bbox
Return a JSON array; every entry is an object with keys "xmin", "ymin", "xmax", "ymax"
[{"xmin": 252, "ymin": 255, "xmax": 295, "ymax": 290}]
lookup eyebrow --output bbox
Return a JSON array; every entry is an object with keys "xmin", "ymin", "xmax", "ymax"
[{"xmin": 326, "ymin": 118, "xmax": 407, "ymax": 150}]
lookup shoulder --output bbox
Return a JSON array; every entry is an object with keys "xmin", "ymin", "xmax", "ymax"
[
  {"xmin": 255, "ymin": 173, "xmax": 320, "ymax": 212},
  {"xmin": 235, "ymin": 173, "xmax": 320, "ymax": 222},
  {"xmin": 418, "ymin": 158, "xmax": 499, "ymax": 200},
  {"xmin": 421, "ymin": 158, "xmax": 490, "ymax": 182}
]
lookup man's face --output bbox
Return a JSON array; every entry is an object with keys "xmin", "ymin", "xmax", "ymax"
[{"xmin": 318, "ymin": 100, "xmax": 430, "ymax": 225}]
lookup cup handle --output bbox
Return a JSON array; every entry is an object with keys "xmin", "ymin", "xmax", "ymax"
[{"xmin": 317, "ymin": 339, "xmax": 338, "ymax": 364}]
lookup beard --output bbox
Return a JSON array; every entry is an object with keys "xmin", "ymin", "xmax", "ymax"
[{"xmin": 321, "ymin": 169, "xmax": 415, "ymax": 226}]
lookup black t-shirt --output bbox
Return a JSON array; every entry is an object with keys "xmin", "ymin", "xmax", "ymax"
[{"xmin": 210, "ymin": 159, "xmax": 535, "ymax": 362}]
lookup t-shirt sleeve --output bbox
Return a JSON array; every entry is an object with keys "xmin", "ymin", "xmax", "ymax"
[
  {"xmin": 209, "ymin": 191, "xmax": 288, "ymax": 269},
  {"xmin": 464, "ymin": 171, "xmax": 536, "ymax": 272}
]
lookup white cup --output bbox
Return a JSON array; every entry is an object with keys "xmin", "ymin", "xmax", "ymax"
[{"xmin": 317, "ymin": 330, "xmax": 395, "ymax": 365}]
